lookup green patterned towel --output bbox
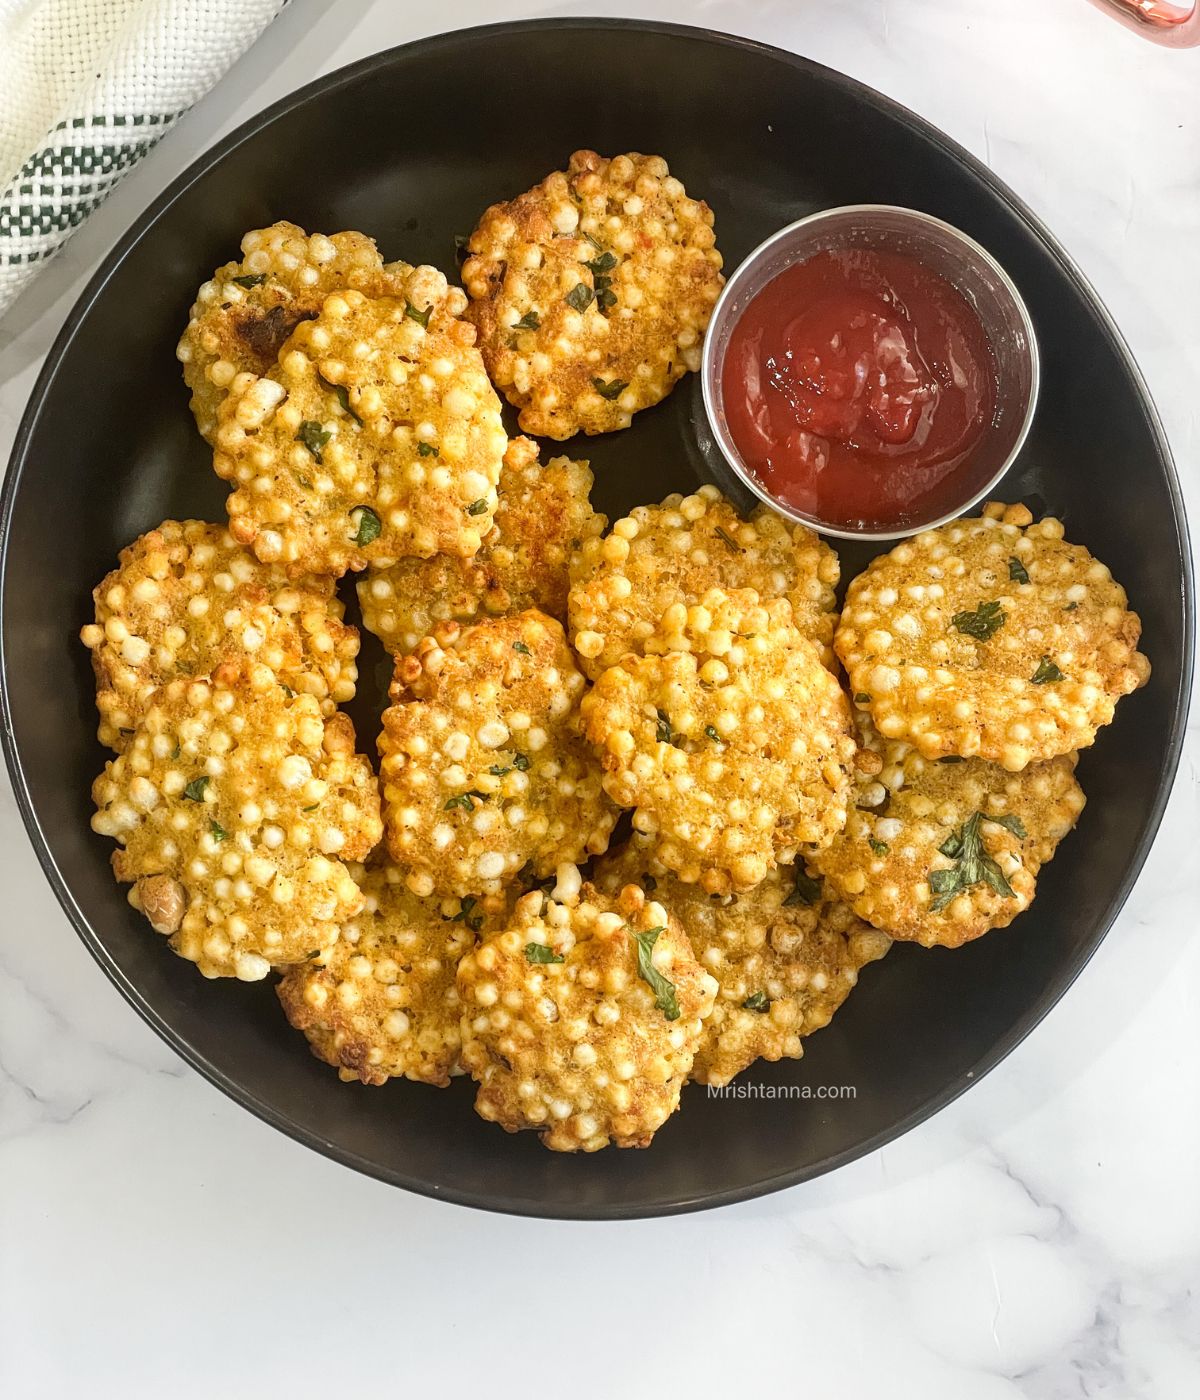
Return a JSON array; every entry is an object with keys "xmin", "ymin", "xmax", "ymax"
[{"xmin": 0, "ymin": 0, "xmax": 288, "ymax": 315}]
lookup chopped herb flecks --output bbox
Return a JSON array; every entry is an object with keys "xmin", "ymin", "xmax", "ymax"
[
  {"xmin": 209, "ymin": 819, "xmax": 228, "ymax": 842},
  {"xmin": 318, "ymin": 373, "xmax": 362, "ymax": 424},
  {"xmin": 1031, "ymin": 657, "xmax": 1065, "ymax": 684},
  {"xmin": 467, "ymin": 498, "xmax": 489, "ymax": 516},
  {"xmin": 631, "ymin": 927, "xmax": 679, "ymax": 1020},
  {"xmin": 448, "ymin": 791, "xmax": 490, "ymax": 813},
  {"xmin": 565, "ymin": 283, "xmax": 594, "ymax": 313},
  {"xmin": 1008, "ymin": 557, "xmax": 1030, "ymax": 585},
  {"xmin": 929, "ymin": 811, "xmax": 1015, "ymax": 912},
  {"xmin": 743, "ymin": 991, "xmax": 770, "ymax": 1013},
  {"xmin": 951, "ymin": 599, "xmax": 1007, "ymax": 642},
  {"xmin": 417, "ymin": 441, "xmax": 437, "ymax": 457},
  {"xmin": 591, "ymin": 376, "xmax": 628, "ymax": 401},
  {"xmin": 784, "ymin": 869, "xmax": 823, "ymax": 907},
  {"xmin": 868, "ymin": 837, "xmax": 889, "ymax": 856},
  {"xmin": 296, "ymin": 420, "xmax": 332, "ymax": 464},
  {"xmin": 230, "ymin": 273, "xmax": 267, "ymax": 288},
  {"xmin": 525, "ymin": 942, "xmax": 564, "ymax": 965},
  {"xmin": 655, "ymin": 709, "xmax": 674, "ymax": 745},
  {"xmin": 404, "ymin": 301, "xmax": 431, "ymax": 329},
  {"xmin": 451, "ymin": 897, "xmax": 485, "ymax": 933},
  {"xmin": 183, "ymin": 776, "xmax": 210, "ymax": 802},
  {"xmin": 513, "ymin": 310, "xmax": 540, "ymax": 331},
  {"xmin": 351, "ymin": 506, "xmax": 382, "ymax": 547},
  {"xmin": 513, "ymin": 640, "xmax": 531, "ymax": 655}
]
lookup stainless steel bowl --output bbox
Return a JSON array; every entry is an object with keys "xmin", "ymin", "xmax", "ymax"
[{"xmin": 700, "ymin": 204, "xmax": 1040, "ymax": 540}]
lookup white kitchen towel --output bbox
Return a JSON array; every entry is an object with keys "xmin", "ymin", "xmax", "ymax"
[{"xmin": 0, "ymin": 0, "xmax": 288, "ymax": 315}]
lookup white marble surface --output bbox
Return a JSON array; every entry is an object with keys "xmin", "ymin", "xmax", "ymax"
[{"xmin": 1, "ymin": 2, "xmax": 1196, "ymax": 1395}]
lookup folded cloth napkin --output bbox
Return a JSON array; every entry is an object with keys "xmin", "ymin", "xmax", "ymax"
[{"xmin": 0, "ymin": 0, "xmax": 288, "ymax": 315}]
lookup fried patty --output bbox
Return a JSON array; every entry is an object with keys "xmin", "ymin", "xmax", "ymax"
[
  {"xmin": 177, "ymin": 222, "xmax": 414, "ymax": 442},
  {"xmin": 90, "ymin": 662, "xmax": 381, "ymax": 979},
  {"xmin": 594, "ymin": 838, "xmax": 890, "ymax": 1086},
  {"xmin": 462, "ymin": 149, "xmax": 724, "ymax": 438},
  {"xmin": 277, "ymin": 861, "xmax": 509, "ymax": 1086},
  {"xmin": 568, "ymin": 483, "xmax": 840, "ymax": 679},
  {"xmin": 809, "ymin": 710, "xmax": 1086, "ymax": 947},
  {"xmin": 81, "ymin": 520, "xmax": 358, "ymax": 750},
  {"xmin": 581, "ymin": 588, "xmax": 856, "ymax": 893},
  {"xmin": 457, "ymin": 879, "xmax": 717, "ymax": 1150},
  {"xmin": 213, "ymin": 280, "xmax": 507, "ymax": 577},
  {"xmin": 357, "ymin": 435, "xmax": 605, "ymax": 655},
  {"xmin": 835, "ymin": 502, "xmax": 1151, "ymax": 770},
  {"xmin": 378, "ymin": 610, "xmax": 616, "ymax": 898}
]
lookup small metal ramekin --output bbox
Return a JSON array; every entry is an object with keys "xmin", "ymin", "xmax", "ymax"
[{"xmin": 700, "ymin": 205, "xmax": 1040, "ymax": 541}]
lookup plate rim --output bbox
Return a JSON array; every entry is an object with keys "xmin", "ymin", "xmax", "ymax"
[{"xmin": 1, "ymin": 16, "xmax": 1193, "ymax": 1219}]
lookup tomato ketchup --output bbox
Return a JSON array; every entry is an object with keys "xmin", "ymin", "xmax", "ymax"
[{"xmin": 721, "ymin": 247, "xmax": 998, "ymax": 531}]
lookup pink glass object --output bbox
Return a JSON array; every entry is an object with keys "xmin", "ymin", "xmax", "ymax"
[{"xmin": 1089, "ymin": 0, "xmax": 1200, "ymax": 45}]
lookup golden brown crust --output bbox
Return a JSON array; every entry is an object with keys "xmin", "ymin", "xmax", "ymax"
[
  {"xmin": 809, "ymin": 711, "xmax": 1086, "ymax": 947},
  {"xmin": 835, "ymin": 505, "xmax": 1151, "ymax": 770},
  {"xmin": 277, "ymin": 863, "xmax": 509, "ymax": 1086},
  {"xmin": 90, "ymin": 662, "xmax": 382, "ymax": 979},
  {"xmin": 581, "ymin": 589, "xmax": 855, "ymax": 893},
  {"xmin": 594, "ymin": 839, "xmax": 890, "ymax": 1086},
  {"xmin": 177, "ymin": 222, "xmax": 415, "ymax": 442},
  {"xmin": 568, "ymin": 483, "xmax": 840, "ymax": 679},
  {"xmin": 457, "ymin": 881, "xmax": 717, "ymax": 1150},
  {"xmin": 80, "ymin": 520, "xmax": 359, "ymax": 750},
  {"xmin": 463, "ymin": 150, "xmax": 723, "ymax": 438},
  {"xmin": 357, "ymin": 436, "xmax": 605, "ymax": 655},
  {"xmin": 378, "ymin": 610, "xmax": 616, "ymax": 898},
  {"xmin": 212, "ymin": 281, "xmax": 507, "ymax": 577}
]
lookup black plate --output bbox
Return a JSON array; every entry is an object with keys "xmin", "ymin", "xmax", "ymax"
[{"xmin": 1, "ymin": 20, "xmax": 1192, "ymax": 1219}]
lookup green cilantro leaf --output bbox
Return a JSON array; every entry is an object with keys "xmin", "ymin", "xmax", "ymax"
[
  {"xmin": 351, "ymin": 505, "xmax": 382, "ymax": 547},
  {"xmin": 525, "ymin": 942, "xmax": 564, "ymax": 965},
  {"xmin": 631, "ymin": 927, "xmax": 679, "ymax": 1020},
  {"xmin": 230, "ymin": 273, "xmax": 267, "ymax": 289},
  {"xmin": 405, "ymin": 301, "xmax": 431, "ymax": 328},
  {"xmin": 565, "ymin": 283, "xmax": 594, "ymax": 313},
  {"xmin": 513, "ymin": 310, "xmax": 540, "ymax": 331},
  {"xmin": 1008, "ymin": 557, "xmax": 1030, "ymax": 585},
  {"xmin": 655, "ymin": 709, "xmax": 673, "ymax": 745},
  {"xmin": 742, "ymin": 991, "xmax": 770, "ymax": 1013},
  {"xmin": 1031, "ymin": 657, "xmax": 1065, "ymax": 684},
  {"xmin": 296, "ymin": 420, "xmax": 332, "ymax": 464},
  {"xmin": 451, "ymin": 896, "xmax": 485, "ymax": 933},
  {"xmin": 317, "ymin": 373, "xmax": 362, "ymax": 425},
  {"xmin": 591, "ymin": 376, "xmax": 628, "ymax": 400},
  {"xmin": 951, "ymin": 599, "xmax": 1007, "ymax": 642},
  {"xmin": 928, "ymin": 811, "xmax": 1016, "ymax": 912},
  {"xmin": 183, "ymin": 776, "xmax": 210, "ymax": 802}
]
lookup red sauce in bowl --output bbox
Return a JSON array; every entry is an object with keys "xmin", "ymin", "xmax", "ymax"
[{"xmin": 721, "ymin": 247, "xmax": 998, "ymax": 531}]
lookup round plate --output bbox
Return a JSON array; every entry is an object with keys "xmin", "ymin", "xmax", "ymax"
[{"xmin": 1, "ymin": 19, "xmax": 1191, "ymax": 1219}]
